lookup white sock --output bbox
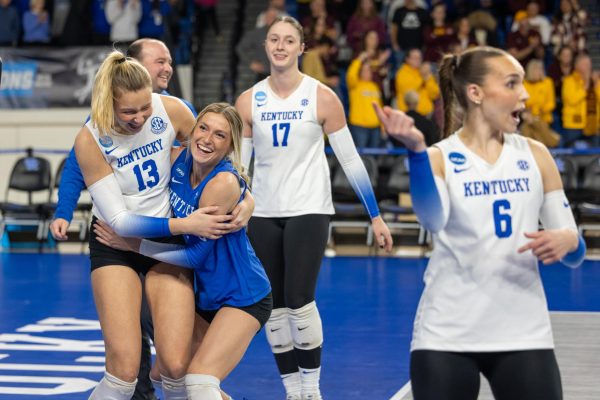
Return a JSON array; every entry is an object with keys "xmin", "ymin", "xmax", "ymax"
[
  {"xmin": 88, "ymin": 371, "xmax": 137, "ymax": 400},
  {"xmin": 282, "ymin": 371, "xmax": 302, "ymax": 397},
  {"xmin": 160, "ymin": 374, "xmax": 187, "ymax": 400},
  {"xmin": 300, "ymin": 367, "xmax": 321, "ymax": 397},
  {"xmin": 150, "ymin": 375, "xmax": 162, "ymax": 395},
  {"xmin": 185, "ymin": 373, "xmax": 222, "ymax": 400}
]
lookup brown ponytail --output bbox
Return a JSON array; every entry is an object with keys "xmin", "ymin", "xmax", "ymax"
[{"xmin": 437, "ymin": 46, "xmax": 510, "ymax": 138}]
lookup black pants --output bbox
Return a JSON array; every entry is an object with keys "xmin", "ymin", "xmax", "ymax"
[
  {"xmin": 248, "ymin": 214, "xmax": 330, "ymax": 310},
  {"xmin": 410, "ymin": 349, "xmax": 563, "ymax": 400}
]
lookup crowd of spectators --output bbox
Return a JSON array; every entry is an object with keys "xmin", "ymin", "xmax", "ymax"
[
  {"xmin": 0, "ymin": 0, "xmax": 195, "ymax": 62},
  {"xmin": 1, "ymin": 0, "xmax": 598, "ymax": 148},
  {"xmin": 287, "ymin": 0, "xmax": 598, "ymax": 149}
]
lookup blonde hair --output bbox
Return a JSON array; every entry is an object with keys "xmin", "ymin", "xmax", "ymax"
[
  {"xmin": 192, "ymin": 102, "xmax": 250, "ymax": 184},
  {"xmin": 90, "ymin": 51, "xmax": 152, "ymax": 136}
]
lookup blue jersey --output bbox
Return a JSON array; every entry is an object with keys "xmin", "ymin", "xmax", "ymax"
[{"xmin": 169, "ymin": 150, "xmax": 271, "ymax": 310}]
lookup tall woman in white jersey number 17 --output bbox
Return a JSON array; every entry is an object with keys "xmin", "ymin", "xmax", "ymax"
[
  {"xmin": 236, "ymin": 16, "xmax": 393, "ymax": 400},
  {"xmin": 375, "ymin": 46, "xmax": 586, "ymax": 400}
]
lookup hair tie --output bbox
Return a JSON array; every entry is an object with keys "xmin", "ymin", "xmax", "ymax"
[
  {"xmin": 116, "ymin": 56, "xmax": 127, "ymax": 64},
  {"xmin": 452, "ymin": 54, "xmax": 459, "ymax": 69}
]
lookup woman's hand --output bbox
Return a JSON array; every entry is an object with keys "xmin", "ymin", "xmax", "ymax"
[
  {"xmin": 372, "ymin": 216, "xmax": 393, "ymax": 253},
  {"xmin": 94, "ymin": 220, "xmax": 140, "ymax": 252},
  {"xmin": 183, "ymin": 206, "xmax": 235, "ymax": 239},
  {"xmin": 517, "ymin": 228, "xmax": 579, "ymax": 265},
  {"xmin": 49, "ymin": 218, "xmax": 70, "ymax": 241},
  {"xmin": 372, "ymin": 104, "xmax": 427, "ymax": 152},
  {"xmin": 229, "ymin": 193, "xmax": 255, "ymax": 232}
]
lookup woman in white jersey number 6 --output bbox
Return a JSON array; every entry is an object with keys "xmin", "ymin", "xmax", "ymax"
[
  {"xmin": 375, "ymin": 46, "xmax": 586, "ymax": 400},
  {"xmin": 236, "ymin": 15, "xmax": 393, "ymax": 400}
]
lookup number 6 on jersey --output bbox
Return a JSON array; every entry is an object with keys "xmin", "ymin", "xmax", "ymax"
[{"xmin": 493, "ymin": 199, "xmax": 512, "ymax": 238}]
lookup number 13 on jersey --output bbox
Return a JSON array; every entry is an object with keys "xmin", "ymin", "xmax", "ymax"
[{"xmin": 272, "ymin": 123, "xmax": 291, "ymax": 147}]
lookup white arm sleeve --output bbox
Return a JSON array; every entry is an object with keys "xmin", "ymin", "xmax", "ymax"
[
  {"xmin": 328, "ymin": 126, "xmax": 380, "ymax": 218},
  {"xmin": 87, "ymin": 174, "xmax": 170, "ymax": 237},
  {"xmin": 539, "ymin": 190, "xmax": 585, "ymax": 268},
  {"xmin": 241, "ymin": 137, "xmax": 253, "ymax": 172},
  {"xmin": 539, "ymin": 190, "xmax": 577, "ymax": 230}
]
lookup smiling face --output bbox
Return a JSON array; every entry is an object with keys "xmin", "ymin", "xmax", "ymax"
[
  {"xmin": 477, "ymin": 55, "xmax": 529, "ymax": 132},
  {"xmin": 265, "ymin": 20, "xmax": 305, "ymax": 72},
  {"xmin": 113, "ymin": 88, "xmax": 153, "ymax": 134},
  {"xmin": 138, "ymin": 41, "xmax": 173, "ymax": 93},
  {"xmin": 190, "ymin": 112, "xmax": 233, "ymax": 170}
]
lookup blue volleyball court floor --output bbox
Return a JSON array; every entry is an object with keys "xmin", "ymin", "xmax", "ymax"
[{"xmin": 0, "ymin": 253, "xmax": 598, "ymax": 399}]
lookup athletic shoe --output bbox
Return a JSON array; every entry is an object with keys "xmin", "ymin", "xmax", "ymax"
[{"xmin": 303, "ymin": 393, "xmax": 322, "ymax": 400}]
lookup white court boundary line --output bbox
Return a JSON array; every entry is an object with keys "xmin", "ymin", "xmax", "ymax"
[{"xmin": 390, "ymin": 381, "xmax": 411, "ymax": 400}]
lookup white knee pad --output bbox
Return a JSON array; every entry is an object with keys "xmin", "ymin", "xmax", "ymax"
[
  {"xmin": 288, "ymin": 301, "xmax": 323, "ymax": 351},
  {"xmin": 185, "ymin": 374, "xmax": 221, "ymax": 400},
  {"xmin": 160, "ymin": 374, "xmax": 187, "ymax": 400},
  {"xmin": 88, "ymin": 371, "xmax": 136, "ymax": 400},
  {"xmin": 265, "ymin": 307, "xmax": 294, "ymax": 354}
]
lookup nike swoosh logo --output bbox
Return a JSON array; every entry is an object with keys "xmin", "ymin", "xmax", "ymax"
[
  {"xmin": 454, "ymin": 167, "xmax": 469, "ymax": 173},
  {"xmin": 298, "ymin": 326, "xmax": 309, "ymax": 331},
  {"xmin": 270, "ymin": 327, "xmax": 281, "ymax": 332},
  {"xmin": 302, "ymin": 370, "xmax": 318, "ymax": 374},
  {"xmin": 104, "ymin": 146, "xmax": 119, "ymax": 155},
  {"xmin": 171, "ymin": 177, "xmax": 183, "ymax": 184}
]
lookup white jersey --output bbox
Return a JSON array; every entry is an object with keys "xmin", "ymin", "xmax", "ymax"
[
  {"xmin": 250, "ymin": 75, "xmax": 334, "ymax": 217},
  {"xmin": 411, "ymin": 133, "xmax": 553, "ymax": 352},
  {"xmin": 87, "ymin": 93, "xmax": 175, "ymax": 220}
]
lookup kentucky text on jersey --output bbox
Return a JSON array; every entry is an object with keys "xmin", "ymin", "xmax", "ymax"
[
  {"xmin": 116, "ymin": 138, "xmax": 164, "ymax": 168},
  {"xmin": 260, "ymin": 110, "xmax": 304, "ymax": 121},
  {"xmin": 169, "ymin": 189, "xmax": 197, "ymax": 217},
  {"xmin": 464, "ymin": 177, "xmax": 531, "ymax": 197}
]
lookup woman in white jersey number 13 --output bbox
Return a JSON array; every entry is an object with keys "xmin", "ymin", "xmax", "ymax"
[
  {"xmin": 375, "ymin": 46, "xmax": 586, "ymax": 400},
  {"xmin": 236, "ymin": 15, "xmax": 393, "ymax": 400},
  {"xmin": 74, "ymin": 52, "xmax": 248, "ymax": 400}
]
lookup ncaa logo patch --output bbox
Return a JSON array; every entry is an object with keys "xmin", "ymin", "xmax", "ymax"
[
  {"xmin": 301, "ymin": 98, "xmax": 309, "ymax": 106},
  {"xmin": 150, "ymin": 117, "xmax": 168, "ymax": 134},
  {"xmin": 517, "ymin": 159, "xmax": 529, "ymax": 171},
  {"xmin": 448, "ymin": 152, "xmax": 466, "ymax": 165},
  {"xmin": 174, "ymin": 163, "xmax": 186, "ymax": 178},
  {"xmin": 255, "ymin": 91, "xmax": 267, "ymax": 107},
  {"xmin": 99, "ymin": 135, "xmax": 114, "ymax": 147}
]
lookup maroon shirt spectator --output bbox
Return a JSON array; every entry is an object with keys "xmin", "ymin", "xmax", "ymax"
[
  {"xmin": 301, "ymin": 0, "xmax": 338, "ymax": 41},
  {"xmin": 547, "ymin": 45, "xmax": 574, "ymax": 100},
  {"xmin": 449, "ymin": 16, "xmax": 478, "ymax": 52},
  {"xmin": 507, "ymin": 18, "xmax": 544, "ymax": 67},
  {"xmin": 359, "ymin": 29, "xmax": 391, "ymax": 97},
  {"xmin": 550, "ymin": 0, "xmax": 587, "ymax": 55},
  {"xmin": 346, "ymin": 0, "xmax": 387, "ymax": 57},
  {"xmin": 422, "ymin": 2, "xmax": 454, "ymax": 63}
]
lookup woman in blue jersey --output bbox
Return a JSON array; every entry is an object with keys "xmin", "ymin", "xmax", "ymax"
[
  {"xmin": 94, "ymin": 103, "xmax": 273, "ymax": 400},
  {"xmin": 235, "ymin": 15, "xmax": 393, "ymax": 400},
  {"xmin": 374, "ymin": 46, "xmax": 586, "ymax": 400},
  {"xmin": 74, "ymin": 52, "xmax": 253, "ymax": 400}
]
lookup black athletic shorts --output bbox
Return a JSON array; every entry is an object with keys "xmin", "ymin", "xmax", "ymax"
[
  {"xmin": 195, "ymin": 292, "xmax": 273, "ymax": 328},
  {"xmin": 89, "ymin": 216, "xmax": 185, "ymax": 275}
]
